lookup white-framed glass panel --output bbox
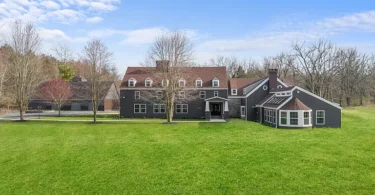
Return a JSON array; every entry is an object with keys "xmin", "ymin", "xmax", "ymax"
[
  {"xmin": 176, "ymin": 104, "xmax": 188, "ymax": 114},
  {"xmin": 153, "ymin": 104, "xmax": 166, "ymax": 113},
  {"xmin": 135, "ymin": 91, "xmax": 140, "ymax": 99},
  {"xmin": 316, "ymin": 110, "xmax": 325, "ymax": 125},
  {"xmin": 214, "ymin": 91, "xmax": 219, "ymax": 97},
  {"xmin": 196, "ymin": 79, "xmax": 202, "ymax": 87},
  {"xmin": 162, "ymin": 79, "xmax": 169, "ymax": 87},
  {"xmin": 212, "ymin": 79, "xmax": 219, "ymax": 87},
  {"xmin": 290, "ymin": 112, "xmax": 298, "ymax": 125},
  {"xmin": 134, "ymin": 104, "xmax": 146, "ymax": 113},
  {"xmin": 145, "ymin": 78, "xmax": 152, "ymax": 87},
  {"xmin": 128, "ymin": 78, "xmax": 136, "ymax": 87},
  {"xmin": 156, "ymin": 91, "xmax": 163, "ymax": 99},
  {"xmin": 280, "ymin": 111, "xmax": 287, "ymax": 125},
  {"xmin": 179, "ymin": 79, "xmax": 186, "ymax": 87},
  {"xmin": 241, "ymin": 106, "xmax": 246, "ymax": 117},
  {"xmin": 273, "ymin": 110, "xmax": 276, "ymax": 124},
  {"xmin": 231, "ymin": 89, "xmax": 237, "ymax": 95},
  {"xmin": 304, "ymin": 112, "xmax": 310, "ymax": 125},
  {"xmin": 178, "ymin": 91, "xmax": 185, "ymax": 99},
  {"xmin": 199, "ymin": 91, "xmax": 206, "ymax": 99}
]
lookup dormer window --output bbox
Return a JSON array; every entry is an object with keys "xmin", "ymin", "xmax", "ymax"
[
  {"xmin": 128, "ymin": 78, "xmax": 136, "ymax": 87},
  {"xmin": 231, "ymin": 89, "xmax": 237, "ymax": 95},
  {"xmin": 162, "ymin": 79, "xmax": 169, "ymax": 87},
  {"xmin": 179, "ymin": 79, "xmax": 186, "ymax": 87},
  {"xmin": 196, "ymin": 79, "xmax": 202, "ymax": 87},
  {"xmin": 212, "ymin": 78, "xmax": 219, "ymax": 87},
  {"xmin": 145, "ymin": 78, "xmax": 152, "ymax": 87}
]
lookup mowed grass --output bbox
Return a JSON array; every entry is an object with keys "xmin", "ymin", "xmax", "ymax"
[{"xmin": 0, "ymin": 107, "xmax": 375, "ymax": 194}]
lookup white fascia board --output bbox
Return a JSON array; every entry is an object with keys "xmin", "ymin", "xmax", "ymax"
[
  {"xmin": 245, "ymin": 78, "xmax": 269, "ymax": 98},
  {"xmin": 293, "ymin": 86, "xmax": 342, "ymax": 110}
]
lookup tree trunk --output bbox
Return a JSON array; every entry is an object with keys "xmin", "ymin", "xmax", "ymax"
[
  {"xmin": 360, "ymin": 93, "xmax": 363, "ymax": 106},
  {"xmin": 346, "ymin": 97, "xmax": 351, "ymax": 107},
  {"xmin": 19, "ymin": 105, "xmax": 24, "ymax": 121},
  {"xmin": 58, "ymin": 109, "xmax": 61, "ymax": 117},
  {"xmin": 93, "ymin": 101, "xmax": 97, "ymax": 123}
]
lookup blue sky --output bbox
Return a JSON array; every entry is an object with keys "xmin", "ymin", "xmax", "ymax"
[{"xmin": 1, "ymin": 0, "xmax": 375, "ymax": 75}]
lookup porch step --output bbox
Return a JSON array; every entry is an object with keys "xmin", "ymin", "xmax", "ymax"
[{"xmin": 209, "ymin": 119, "xmax": 226, "ymax": 123}]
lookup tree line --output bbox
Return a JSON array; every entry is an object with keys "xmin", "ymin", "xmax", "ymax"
[
  {"xmin": 208, "ymin": 40, "xmax": 375, "ymax": 107},
  {"xmin": 0, "ymin": 20, "xmax": 118, "ymax": 121}
]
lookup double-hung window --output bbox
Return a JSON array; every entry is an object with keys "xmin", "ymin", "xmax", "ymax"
[
  {"xmin": 179, "ymin": 79, "xmax": 185, "ymax": 87},
  {"xmin": 176, "ymin": 104, "xmax": 188, "ymax": 114},
  {"xmin": 231, "ymin": 89, "xmax": 237, "ymax": 95},
  {"xmin": 153, "ymin": 104, "xmax": 166, "ymax": 113},
  {"xmin": 156, "ymin": 91, "xmax": 163, "ymax": 99},
  {"xmin": 145, "ymin": 79, "xmax": 152, "ymax": 87},
  {"xmin": 304, "ymin": 112, "xmax": 310, "ymax": 125},
  {"xmin": 129, "ymin": 79, "xmax": 136, "ymax": 87},
  {"xmin": 280, "ymin": 111, "xmax": 287, "ymax": 125},
  {"xmin": 135, "ymin": 91, "xmax": 140, "ymax": 99},
  {"xmin": 290, "ymin": 112, "xmax": 298, "ymax": 125},
  {"xmin": 134, "ymin": 104, "xmax": 146, "ymax": 113},
  {"xmin": 199, "ymin": 91, "xmax": 206, "ymax": 99},
  {"xmin": 212, "ymin": 78, "xmax": 219, "ymax": 87},
  {"xmin": 196, "ymin": 79, "xmax": 202, "ymax": 87},
  {"xmin": 316, "ymin": 110, "xmax": 325, "ymax": 125}
]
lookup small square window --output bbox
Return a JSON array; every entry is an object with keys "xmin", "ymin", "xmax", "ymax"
[
  {"xmin": 214, "ymin": 91, "xmax": 219, "ymax": 97},
  {"xmin": 199, "ymin": 91, "xmax": 206, "ymax": 99},
  {"xmin": 231, "ymin": 89, "xmax": 237, "ymax": 95},
  {"xmin": 196, "ymin": 79, "xmax": 202, "ymax": 87},
  {"xmin": 212, "ymin": 79, "xmax": 219, "ymax": 87}
]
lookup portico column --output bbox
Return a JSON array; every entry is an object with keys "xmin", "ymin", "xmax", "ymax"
[
  {"xmin": 205, "ymin": 101, "xmax": 210, "ymax": 112},
  {"xmin": 224, "ymin": 101, "xmax": 229, "ymax": 112}
]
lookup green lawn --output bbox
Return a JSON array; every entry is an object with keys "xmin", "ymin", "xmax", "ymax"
[{"xmin": 1, "ymin": 107, "xmax": 375, "ymax": 194}]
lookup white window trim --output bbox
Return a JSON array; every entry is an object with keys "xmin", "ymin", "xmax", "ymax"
[
  {"xmin": 162, "ymin": 79, "xmax": 169, "ymax": 87},
  {"xmin": 156, "ymin": 91, "xmax": 163, "ymax": 99},
  {"xmin": 280, "ymin": 111, "xmax": 287, "ymax": 125},
  {"xmin": 135, "ymin": 91, "xmax": 140, "ymax": 99},
  {"xmin": 214, "ymin": 91, "xmax": 219, "ymax": 97},
  {"xmin": 153, "ymin": 104, "xmax": 166, "ymax": 114},
  {"xmin": 304, "ymin": 111, "xmax": 311, "ymax": 126},
  {"xmin": 179, "ymin": 79, "xmax": 186, "ymax": 87},
  {"xmin": 279, "ymin": 110, "xmax": 313, "ymax": 127},
  {"xmin": 145, "ymin": 78, "xmax": 153, "ymax": 87},
  {"xmin": 128, "ymin": 78, "xmax": 136, "ymax": 87},
  {"xmin": 134, "ymin": 104, "xmax": 146, "ymax": 113},
  {"xmin": 212, "ymin": 78, "xmax": 219, "ymax": 87},
  {"xmin": 176, "ymin": 104, "xmax": 188, "ymax": 114},
  {"xmin": 240, "ymin": 106, "xmax": 246, "ymax": 117},
  {"xmin": 178, "ymin": 91, "xmax": 185, "ymax": 99},
  {"xmin": 277, "ymin": 85, "xmax": 283, "ymax": 89},
  {"xmin": 199, "ymin": 91, "xmax": 206, "ymax": 99},
  {"xmin": 231, "ymin": 89, "xmax": 238, "ymax": 95},
  {"xmin": 196, "ymin": 79, "xmax": 203, "ymax": 87},
  {"xmin": 289, "ymin": 111, "xmax": 299, "ymax": 126},
  {"xmin": 263, "ymin": 85, "xmax": 268, "ymax": 90},
  {"xmin": 316, "ymin": 110, "xmax": 325, "ymax": 125}
]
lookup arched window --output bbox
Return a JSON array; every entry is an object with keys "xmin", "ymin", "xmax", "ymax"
[
  {"xmin": 212, "ymin": 78, "xmax": 219, "ymax": 87},
  {"xmin": 145, "ymin": 78, "xmax": 153, "ymax": 87},
  {"xmin": 128, "ymin": 78, "xmax": 136, "ymax": 87}
]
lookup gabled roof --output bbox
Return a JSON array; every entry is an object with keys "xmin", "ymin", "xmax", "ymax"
[
  {"xmin": 229, "ymin": 77, "xmax": 262, "ymax": 96},
  {"xmin": 121, "ymin": 66, "xmax": 228, "ymax": 88},
  {"xmin": 280, "ymin": 97, "xmax": 311, "ymax": 110}
]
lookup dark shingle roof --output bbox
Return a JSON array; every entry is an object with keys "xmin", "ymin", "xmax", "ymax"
[
  {"xmin": 229, "ymin": 77, "xmax": 262, "ymax": 96},
  {"xmin": 121, "ymin": 66, "xmax": 228, "ymax": 88}
]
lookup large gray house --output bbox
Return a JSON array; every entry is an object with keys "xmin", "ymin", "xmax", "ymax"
[{"xmin": 120, "ymin": 62, "xmax": 342, "ymax": 128}]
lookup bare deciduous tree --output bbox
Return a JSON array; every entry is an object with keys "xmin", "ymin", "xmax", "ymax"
[
  {"xmin": 142, "ymin": 31, "xmax": 195, "ymax": 123},
  {"xmin": 81, "ymin": 38, "xmax": 113, "ymax": 123},
  {"xmin": 6, "ymin": 20, "xmax": 44, "ymax": 120},
  {"xmin": 37, "ymin": 78, "xmax": 72, "ymax": 116}
]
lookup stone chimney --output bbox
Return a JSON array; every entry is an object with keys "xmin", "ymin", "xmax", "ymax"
[
  {"xmin": 156, "ymin": 60, "xmax": 170, "ymax": 72},
  {"xmin": 268, "ymin": 69, "xmax": 278, "ymax": 90}
]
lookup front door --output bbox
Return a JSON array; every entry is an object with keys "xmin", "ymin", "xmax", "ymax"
[{"xmin": 211, "ymin": 103, "xmax": 222, "ymax": 116}]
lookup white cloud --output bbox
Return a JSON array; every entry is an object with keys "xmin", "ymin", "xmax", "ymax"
[
  {"xmin": 317, "ymin": 10, "xmax": 375, "ymax": 32},
  {"xmin": 86, "ymin": 16, "xmax": 103, "ymax": 23},
  {"xmin": 40, "ymin": 1, "xmax": 61, "ymax": 10},
  {"xmin": 122, "ymin": 27, "xmax": 169, "ymax": 44}
]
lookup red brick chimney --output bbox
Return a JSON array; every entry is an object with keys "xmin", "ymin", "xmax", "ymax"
[{"xmin": 268, "ymin": 69, "xmax": 278, "ymax": 90}]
